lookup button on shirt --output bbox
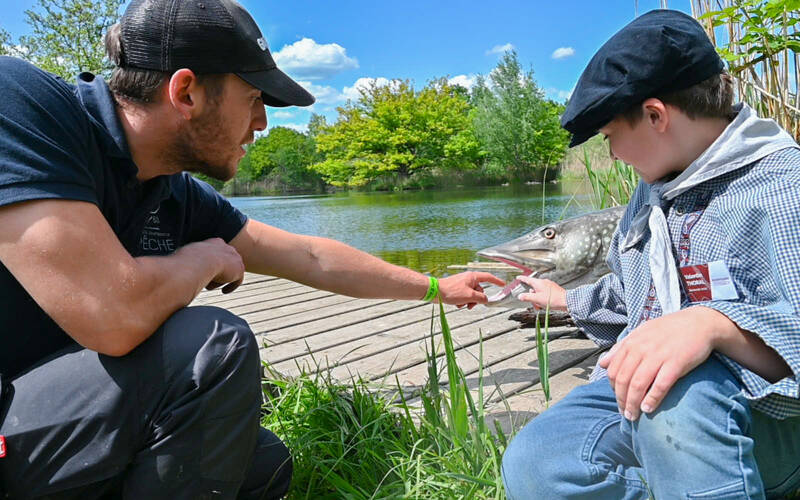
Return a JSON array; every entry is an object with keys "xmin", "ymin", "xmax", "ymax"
[{"xmin": 0, "ymin": 57, "xmax": 248, "ymax": 379}]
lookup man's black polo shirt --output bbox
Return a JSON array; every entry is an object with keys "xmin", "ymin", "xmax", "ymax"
[{"xmin": 0, "ymin": 57, "xmax": 248, "ymax": 379}]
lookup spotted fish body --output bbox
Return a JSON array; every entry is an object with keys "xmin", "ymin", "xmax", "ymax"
[{"xmin": 479, "ymin": 206, "xmax": 625, "ymax": 308}]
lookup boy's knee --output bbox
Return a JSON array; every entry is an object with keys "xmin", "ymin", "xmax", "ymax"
[
  {"xmin": 632, "ymin": 358, "xmax": 747, "ymax": 453},
  {"xmin": 502, "ymin": 419, "xmax": 559, "ymax": 499}
]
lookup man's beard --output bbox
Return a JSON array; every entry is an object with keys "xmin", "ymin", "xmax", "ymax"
[{"xmin": 164, "ymin": 105, "xmax": 239, "ymax": 181}]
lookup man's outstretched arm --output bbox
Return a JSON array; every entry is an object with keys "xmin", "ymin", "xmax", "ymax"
[
  {"xmin": 0, "ymin": 199, "xmax": 245, "ymax": 356},
  {"xmin": 230, "ymin": 219, "xmax": 504, "ymax": 306}
]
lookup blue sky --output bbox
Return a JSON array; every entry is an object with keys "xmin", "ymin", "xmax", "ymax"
[{"xmin": 1, "ymin": 0, "xmax": 693, "ymax": 131}]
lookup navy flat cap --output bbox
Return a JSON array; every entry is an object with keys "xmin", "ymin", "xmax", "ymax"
[{"xmin": 561, "ymin": 9, "xmax": 723, "ymax": 147}]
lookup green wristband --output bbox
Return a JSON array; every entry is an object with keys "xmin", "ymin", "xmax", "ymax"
[{"xmin": 422, "ymin": 276, "xmax": 439, "ymax": 302}]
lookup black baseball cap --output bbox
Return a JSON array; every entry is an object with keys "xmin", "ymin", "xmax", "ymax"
[
  {"xmin": 118, "ymin": 0, "xmax": 314, "ymax": 107},
  {"xmin": 561, "ymin": 9, "xmax": 723, "ymax": 147}
]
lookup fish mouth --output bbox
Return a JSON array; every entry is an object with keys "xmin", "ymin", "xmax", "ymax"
[{"xmin": 476, "ymin": 250, "xmax": 555, "ymax": 276}]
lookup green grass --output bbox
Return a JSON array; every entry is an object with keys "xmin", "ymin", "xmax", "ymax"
[{"xmin": 260, "ymin": 299, "xmax": 553, "ymax": 499}]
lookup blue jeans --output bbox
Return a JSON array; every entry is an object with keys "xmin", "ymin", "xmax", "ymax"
[{"xmin": 502, "ymin": 357, "xmax": 800, "ymax": 499}]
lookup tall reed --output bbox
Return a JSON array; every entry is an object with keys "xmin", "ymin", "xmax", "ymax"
[
  {"xmin": 692, "ymin": 0, "xmax": 799, "ymax": 140},
  {"xmin": 583, "ymin": 150, "xmax": 638, "ymax": 208}
]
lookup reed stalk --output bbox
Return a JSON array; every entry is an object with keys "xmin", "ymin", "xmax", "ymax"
[{"xmin": 692, "ymin": 0, "xmax": 800, "ymax": 140}]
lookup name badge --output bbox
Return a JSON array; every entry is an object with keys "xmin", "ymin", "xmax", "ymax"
[{"xmin": 679, "ymin": 260, "xmax": 739, "ymax": 303}]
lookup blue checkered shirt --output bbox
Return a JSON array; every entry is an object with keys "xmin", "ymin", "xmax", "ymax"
[{"xmin": 566, "ymin": 146, "xmax": 800, "ymax": 419}]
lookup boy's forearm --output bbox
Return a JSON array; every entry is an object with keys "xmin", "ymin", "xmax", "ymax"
[{"xmin": 697, "ymin": 306, "xmax": 792, "ymax": 383}]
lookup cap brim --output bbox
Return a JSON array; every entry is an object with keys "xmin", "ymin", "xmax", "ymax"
[
  {"xmin": 568, "ymin": 129, "xmax": 597, "ymax": 148},
  {"xmin": 237, "ymin": 67, "xmax": 315, "ymax": 108}
]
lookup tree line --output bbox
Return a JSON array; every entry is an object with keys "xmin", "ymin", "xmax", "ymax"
[
  {"xmin": 221, "ymin": 51, "xmax": 570, "ymax": 194},
  {"xmin": 1, "ymin": 0, "xmax": 570, "ymax": 193}
]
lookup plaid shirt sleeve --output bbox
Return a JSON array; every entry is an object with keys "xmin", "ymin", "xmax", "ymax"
[
  {"xmin": 697, "ymin": 159, "xmax": 800, "ymax": 418},
  {"xmin": 566, "ymin": 228, "xmax": 628, "ymax": 348}
]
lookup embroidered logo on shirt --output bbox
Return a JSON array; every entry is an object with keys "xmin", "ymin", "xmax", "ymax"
[{"xmin": 139, "ymin": 204, "xmax": 175, "ymax": 254}]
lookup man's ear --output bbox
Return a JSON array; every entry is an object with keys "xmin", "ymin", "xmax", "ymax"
[
  {"xmin": 167, "ymin": 69, "xmax": 205, "ymax": 120},
  {"xmin": 641, "ymin": 98, "xmax": 669, "ymax": 133}
]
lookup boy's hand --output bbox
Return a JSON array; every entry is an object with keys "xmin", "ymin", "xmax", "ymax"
[
  {"xmin": 516, "ymin": 276, "xmax": 568, "ymax": 311},
  {"xmin": 598, "ymin": 307, "xmax": 719, "ymax": 421}
]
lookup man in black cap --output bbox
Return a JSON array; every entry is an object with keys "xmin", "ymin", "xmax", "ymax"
[
  {"xmin": 0, "ymin": 0, "xmax": 503, "ymax": 498},
  {"xmin": 503, "ymin": 9, "xmax": 800, "ymax": 499}
]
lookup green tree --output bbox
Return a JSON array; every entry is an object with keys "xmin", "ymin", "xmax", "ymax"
[
  {"xmin": 239, "ymin": 127, "xmax": 322, "ymax": 190},
  {"xmin": 0, "ymin": 28, "xmax": 12, "ymax": 56},
  {"xmin": 472, "ymin": 51, "xmax": 570, "ymax": 181},
  {"xmin": 311, "ymin": 78, "xmax": 481, "ymax": 187},
  {"xmin": 307, "ymin": 113, "xmax": 329, "ymax": 139},
  {"xmin": 19, "ymin": 0, "xmax": 123, "ymax": 80}
]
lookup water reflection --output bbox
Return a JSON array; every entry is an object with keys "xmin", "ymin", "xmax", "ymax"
[{"xmin": 229, "ymin": 183, "xmax": 596, "ymax": 276}]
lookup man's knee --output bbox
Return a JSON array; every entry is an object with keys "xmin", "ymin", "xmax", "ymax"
[
  {"xmin": 158, "ymin": 305, "xmax": 260, "ymax": 386},
  {"xmin": 239, "ymin": 427, "xmax": 294, "ymax": 500}
]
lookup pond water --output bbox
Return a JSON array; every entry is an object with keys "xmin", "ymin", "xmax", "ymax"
[{"xmin": 229, "ymin": 180, "xmax": 597, "ymax": 276}]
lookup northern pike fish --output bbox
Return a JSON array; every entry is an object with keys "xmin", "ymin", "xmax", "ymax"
[{"xmin": 478, "ymin": 206, "xmax": 625, "ymax": 308}]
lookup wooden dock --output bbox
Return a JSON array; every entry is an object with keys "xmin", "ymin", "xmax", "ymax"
[{"xmin": 192, "ymin": 272, "xmax": 601, "ymax": 429}]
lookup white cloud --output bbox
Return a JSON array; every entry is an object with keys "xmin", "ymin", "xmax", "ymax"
[
  {"xmin": 271, "ymin": 110, "xmax": 295, "ymax": 120},
  {"xmin": 298, "ymin": 80, "xmax": 344, "ymax": 106},
  {"xmin": 274, "ymin": 37, "xmax": 358, "ymax": 80},
  {"xmin": 486, "ymin": 43, "xmax": 514, "ymax": 55},
  {"xmin": 273, "ymin": 122, "xmax": 309, "ymax": 133},
  {"xmin": 551, "ymin": 47, "xmax": 575, "ymax": 60},
  {"xmin": 281, "ymin": 77, "xmax": 399, "ymax": 112},
  {"xmin": 545, "ymin": 87, "xmax": 573, "ymax": 102},
  {"xmin": 448, "ymin": 74, "xmax": 477, "ymax": 90},
  {"xmin": 342, "ymin": 77, "xmax": 393, "ymax": 102}
]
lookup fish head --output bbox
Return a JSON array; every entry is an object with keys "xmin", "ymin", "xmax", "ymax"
[{"xmin": 478, "ymin": 206, "xmax": 624, "ymax": 289}]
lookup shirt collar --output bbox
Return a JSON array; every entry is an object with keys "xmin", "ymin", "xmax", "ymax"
[{"xmin": 75, "ymin": 72, "xmax": 138, "ymax": 176}]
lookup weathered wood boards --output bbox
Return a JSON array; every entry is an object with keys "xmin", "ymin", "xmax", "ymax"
[{"xmin": 192, "ymin": 275, "xmax": 598, "ymax": 427}]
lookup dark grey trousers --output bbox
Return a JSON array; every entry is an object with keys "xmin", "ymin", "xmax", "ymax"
[{"xmin": 0, "ymin": 306, "xmax": 292, "ymax": 499}]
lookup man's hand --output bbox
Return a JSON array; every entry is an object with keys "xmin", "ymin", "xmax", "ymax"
[
  {"xmin": 598, "ymin": 307, "xmax": 717, "ymax": 421},
  {"xmin": 438, "ymin": 272, "xmax": 505, "ymax": 309},
  {"xmin": 179, "ymin": 238, "xmax": 245, "ymax": 294},
  {"xmin": 516, "ymin": 276, "xmax": 568, "ymax": 311}
]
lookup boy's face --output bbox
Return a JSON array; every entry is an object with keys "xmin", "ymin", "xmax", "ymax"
[{"xmin": 598, "ymin": 106, "xmax": 677, "ymax": 184}]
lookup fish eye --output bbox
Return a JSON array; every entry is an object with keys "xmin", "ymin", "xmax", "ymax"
[{"xmin": 542, "ymin": 228, "xmax": 556, "ymax": 239}]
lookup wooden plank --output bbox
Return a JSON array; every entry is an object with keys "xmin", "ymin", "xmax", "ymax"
[
  {"xmin": 391, "ymin": 330, "xmax": 596, "ymax": 402},
  {"xmin": 266, "ymin": 306, "xmax": 511, "ymax": 375},
  {"xmin": 237, "ymin": 294, "xmax": 359, "ymax": 322},
  {"xmin": 190, "ymin": 275, "xmax": 604, "ymax": 422},
  {"xmin": 247, "ymin": 298, "xmax": 397, "ymax": 333},
  {"xmin": 478, "ymin": 338, "xmax": 600, "ymax": 404},
  {"xmin": 447, "ymin": 262, "xmax": 518, "ymax": 271},
  {"xmin": 225, "ymin": 289, "xmax": 337, "ymax": 315},
  {"xmin": 483, "ymin": 352, "xmax": 600, "ymax": 434},
  {"xmin": 193, "ymin": 280, "xmax": 305, "ymax": 307},
  {"xmin": 326, "ymin": 315, "xmax": 525, "ymax": 383},
  {"xmin": 252, "ymin": 300, "xmax": 430, "ymax": 342},
  {"xmin": 195, "ymin": 273, "xmax": 280, "ymax": 298}
]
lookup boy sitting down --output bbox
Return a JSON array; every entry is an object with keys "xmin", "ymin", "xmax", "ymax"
[{"xmin": 503, "ymin": 9, "xmax": 800, "ymax": 499}]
